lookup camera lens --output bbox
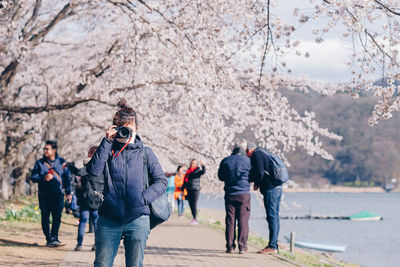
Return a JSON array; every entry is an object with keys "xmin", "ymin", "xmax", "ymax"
[{"xmin": 117, "ymin": 126, "xmax": 132, "ymax": 139}]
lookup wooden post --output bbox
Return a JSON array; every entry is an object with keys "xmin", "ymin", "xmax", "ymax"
[{"xmin": 290, "ymin": 232, "xmax": 295, "ymax": 254}]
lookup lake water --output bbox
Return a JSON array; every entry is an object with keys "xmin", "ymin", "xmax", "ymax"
[{"xmin": 197, "ymin": 192, "xmax": 400, "ymax": 267}]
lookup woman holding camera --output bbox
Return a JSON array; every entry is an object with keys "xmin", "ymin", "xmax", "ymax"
[{"xmin": 88, "ymin": 99, "xmax": 167, "ymax": 267}]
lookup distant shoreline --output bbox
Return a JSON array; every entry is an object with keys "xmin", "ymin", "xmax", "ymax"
[{"xmin": 283, "ymin": 186, "xmax": 396, "ymax": 193}]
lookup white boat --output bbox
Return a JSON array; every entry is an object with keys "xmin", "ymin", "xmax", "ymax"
[{"xmin": 286, "ymin": 237, "xmax": 347, "ymax": 252}]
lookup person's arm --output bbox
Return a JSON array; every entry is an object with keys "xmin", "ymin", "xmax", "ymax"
[
  {"xmin": 67, "ymin": 163, "xmax": 88, "ymax": 177},
  {"xmin": 250, "ymin": 151, "xmax": 264, "ymax": 188},
  {"xmin": 142, "ymin": 148, "xmax": 167, "ymax": 205},
  {"xmin": 197, "ymin": 165, "xmax": 206, "ymax": 176},
  {"xmin": 30, "ymin": 161, "xmax": 43, "ymax": 183},
  {"xmin": 62, "ymin": 164, "xmax": 72, "ymax": 196},
  {"xmin": 87, "ymin": 137, "xmax": 112, "ymax": 176},
  {"xmin": 217, "ymin": 160, "xmax": 225, "ymax": 181}
]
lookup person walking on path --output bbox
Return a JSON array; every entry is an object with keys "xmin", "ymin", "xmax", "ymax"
[
  {"xmin": 166, "ymin": 172, "xmax": 176, "ymax": 210},
  {"xmin": 247, "ymin": 142, "xmax": 282, "ymax": 254},
  {"xmin": 173, "ymin": 166, "xmax": 187, "ymax": 216},
  {"xmin": 31, "ymin": 140, "xmax": 72, "ymax": 247},
  {"xmin": 218, "ymin": 138, "xmax": 252, "ymax": 254},
  {"xmin": 88, "ymin": 98, "xmax": 167, "ymax": 267},
  {"xmin": 67, "ymin": 146, "xmax": 102, "ymax": 251},
  {"xmin": 183, "ymin": 159, "xmax": 206, "ymax": 225}
]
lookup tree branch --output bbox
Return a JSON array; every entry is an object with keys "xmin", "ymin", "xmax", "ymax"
[
  {"xmin": 28, "ymin": 2, "xmax": 72, "ymax": 44},
  {"xmin": 136, "ymin": 0, "xmax": 195, "ymax": 47},
  {"xmin": 109, "ymin": 80, "xmax": 187, "ymax": 95},
  {"xmin": 0, "ymin": 98, "xmax": 111, "ymax": 114},
  {"xmin": 374, "ymin": 0, "xmax": 400, "ymax": 16},
  {"xmin": 0, "ymin": 60, "xmax": 18, "ymax": 90}
]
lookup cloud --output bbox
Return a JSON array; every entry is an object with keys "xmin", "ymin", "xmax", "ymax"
[{"xmin": 284, "ymin": 39, "xmax": 353, "ymax": 83}]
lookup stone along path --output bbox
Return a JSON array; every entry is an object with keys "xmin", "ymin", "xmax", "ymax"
[{"xmin": 59, "ymin": 215, "xmax": 294, "ymax": 267}]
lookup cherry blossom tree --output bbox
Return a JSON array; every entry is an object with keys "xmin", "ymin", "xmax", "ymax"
[{"xmin": 0, "ymin": 0, "xmax": 399, "ymax": 199}]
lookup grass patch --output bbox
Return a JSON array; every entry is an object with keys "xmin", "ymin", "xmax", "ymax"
[{"xmin": 2, "ymin": 204, "xmax": 41, "ymax": 222}]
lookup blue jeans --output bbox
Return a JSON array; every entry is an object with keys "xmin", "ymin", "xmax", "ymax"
[
  {"xmin": 77, "ymin": 209, "xmax": 99, "ymax": 246},
  {"xmin": 94, "ymin": 215, "xmax": 150, "ymax": 267},
  {"xmin": 177, "ymin": 198, "xmax": 184, "ymax": 216},
  {"xmin": 263, "ymin": 186, "xmax": 282, "ymax": 249}
]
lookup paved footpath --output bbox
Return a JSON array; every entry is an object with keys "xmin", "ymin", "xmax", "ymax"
[{"xmin": 59, "ymin": 215, "xmax": 294, "ymax": 267}]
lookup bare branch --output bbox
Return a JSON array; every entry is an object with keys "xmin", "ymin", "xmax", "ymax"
[
  {"xmin": 0, "ymin": 98, "xmax": 111, "ymax": 114},
  {"xmin": 109, "ymin": 80, "xmax": 187, "ymax": 95},
  {"xmin": 374, "ymin": 0, "xmax": 400, "ymax": 16},
  {"xmin": 28, "ymin": 3, "xmax": 72, "ymax": 44}
]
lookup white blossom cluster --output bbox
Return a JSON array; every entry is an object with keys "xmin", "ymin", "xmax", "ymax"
[{"xmin": 0, "ymin": 0, "xmax": 398, "ymax": 196}]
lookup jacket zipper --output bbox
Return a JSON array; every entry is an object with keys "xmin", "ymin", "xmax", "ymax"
[{"xmin": 123, "ymin": 152, "xmax": 128, "ymax": 221}]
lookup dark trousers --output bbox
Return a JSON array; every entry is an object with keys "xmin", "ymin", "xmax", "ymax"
[
  {"xmin": 263, "ymin": 186, "xmax": 282, "ymax": 249},
  {"xmin": 187, "ymin": 190, "xmax": 200, "ymax": 219},
  {"xmin": 39, "ymin": 193, "xmax": 64, "ymax": 243},
  {"xmin": 224, "ymin": 193, "xmax": 251, "ymax": 251}
]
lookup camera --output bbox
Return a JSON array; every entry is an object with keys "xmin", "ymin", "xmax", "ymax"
[{"xmin": 115, "ymin": 126, "xmax": 133, "ymax": 139}]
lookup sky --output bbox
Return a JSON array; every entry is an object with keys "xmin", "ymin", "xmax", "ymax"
[{"xmin": 273, "ymin": 1, "xmax": 354, "ymax": 83}]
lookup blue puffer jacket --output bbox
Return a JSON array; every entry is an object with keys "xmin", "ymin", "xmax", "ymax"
[
  {"xmin": 31, "ymin": 156, "xmax": 71, "ymax": 195},
  {"xmin": 88, "ymin": 136, "xmax": 167, "ymax": 223},
  {"xmin": 218, "ymin": 148, "xmax": 251, "ymax": 196}
]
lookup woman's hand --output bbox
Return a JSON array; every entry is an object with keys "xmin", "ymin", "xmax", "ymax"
[{"xmin": 106, "ymin": 125, "xmax": 117, "ymax": 141}]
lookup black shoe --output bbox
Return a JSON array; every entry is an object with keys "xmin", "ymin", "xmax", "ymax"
[
  {"xmin": 91, "ymin": 244, "xmax": 96, "ymax": 251},
  {"xmin": 46, "ymin": 241, "xmax": 57, "ymax": 247},
  {"xmin": 226, "ymin": 249, "xmax": 234, "ymax": 254},
  {"xmin": 52, "ymin": 240, "xmax": 66, "ymax": 247}
]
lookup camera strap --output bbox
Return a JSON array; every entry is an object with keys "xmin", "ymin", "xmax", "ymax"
[
  {"xmin": 44, "ymin": 161, "xmax": 63, "ymax": 184},
  {"xmin": 112, "ymin": 137, "xmax": 132, "ymax": 158}
]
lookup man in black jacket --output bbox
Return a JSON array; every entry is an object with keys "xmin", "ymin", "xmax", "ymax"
[
  {"xmin": 218, "ymin": 138, "xmax": 251, "ymax": 254},
  {"xmin": 247, "ymin": 142, "xmax": 282, "ymax": 254}
]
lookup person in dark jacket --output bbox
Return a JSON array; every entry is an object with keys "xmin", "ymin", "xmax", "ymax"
[
  {"xmin": 31, "ymin": 140, "xmax": 72, "ymax": 247},
  {"xmin": 67, "ymin": 145, "xmax": 101, "ymax": 251},
  {"xmin": 247, "ymin": 142, "xmax": 281, "ymax": 254},
  {"xmin": 218, "ymin": 138, "xmax": 252, "ymax": 254},
  {"xmin": 88, "ymin": 98, "xmax": 167, "ymax": 267},
  {"xmin": 183, "ymin": 159, "xmax": 206, "ymax": 225}
]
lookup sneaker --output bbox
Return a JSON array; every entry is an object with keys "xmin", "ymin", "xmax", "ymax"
[
  {"xmin": 46, "ymin": 241, "xmax": 56, "ymax": 247},
  {"xmin": 257, "ymin": 247, "xmax": 278, "ymax": 254},
  {"xmin": 52, "ymin": 240, "xmax": 66, "ymax": 247},
  {"xmin": 91, "ymin": 245, "xmax": 96, "ymax": 251},
  {"xmin": 190, "ymin": 219, "xmax": 199, "ymax": 225},
  {"xmin": 74, "ymin": 245, "xmax": 83, "ymax": 251},
  {"xmin": 239, "ymin": 249, "xmax": 248, "ymax": 254}
]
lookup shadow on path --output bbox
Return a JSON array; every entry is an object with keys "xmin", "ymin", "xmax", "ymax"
[
  {"xmin": 144, "ymin": 246, "xmax": 254, "ymax": 260},
  {"xmin": 0, "ymin": 238, "xmax": 40, "ymax": 247}
]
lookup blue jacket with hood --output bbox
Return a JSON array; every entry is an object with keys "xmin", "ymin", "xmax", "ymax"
[{"xmin": 88, "ymin": 135, "xmax": 167, "ymax": 223}]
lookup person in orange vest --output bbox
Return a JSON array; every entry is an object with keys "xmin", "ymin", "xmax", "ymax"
[{"xmin": 173, "ymin": 166, "xmax": 187, "ymax": 216}]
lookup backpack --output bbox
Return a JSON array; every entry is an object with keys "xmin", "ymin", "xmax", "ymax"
[
  {"xmin": 259, "ymin": 148, "xmax": 289, "ymax": 185},
  {"xmin": 83, "ymin": 167, "xmax": 105, "ymax": 210},
  {"xmin": 143, "ymin": 147, "xmax": 171, "ymax": 229}
]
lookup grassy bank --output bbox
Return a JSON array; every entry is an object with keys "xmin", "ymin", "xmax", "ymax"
[
  {"xmin": 192, "ymin": 208, "xmax": 359, "ymax": 267},
  {"xmin": 0, "ymin": 196, "xmax": 80, "ymax": 266}
]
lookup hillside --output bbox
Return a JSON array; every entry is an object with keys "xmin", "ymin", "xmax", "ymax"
[{"xmin": 281, "ymin": 89, "xmax": 400, "ymax": 186}]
